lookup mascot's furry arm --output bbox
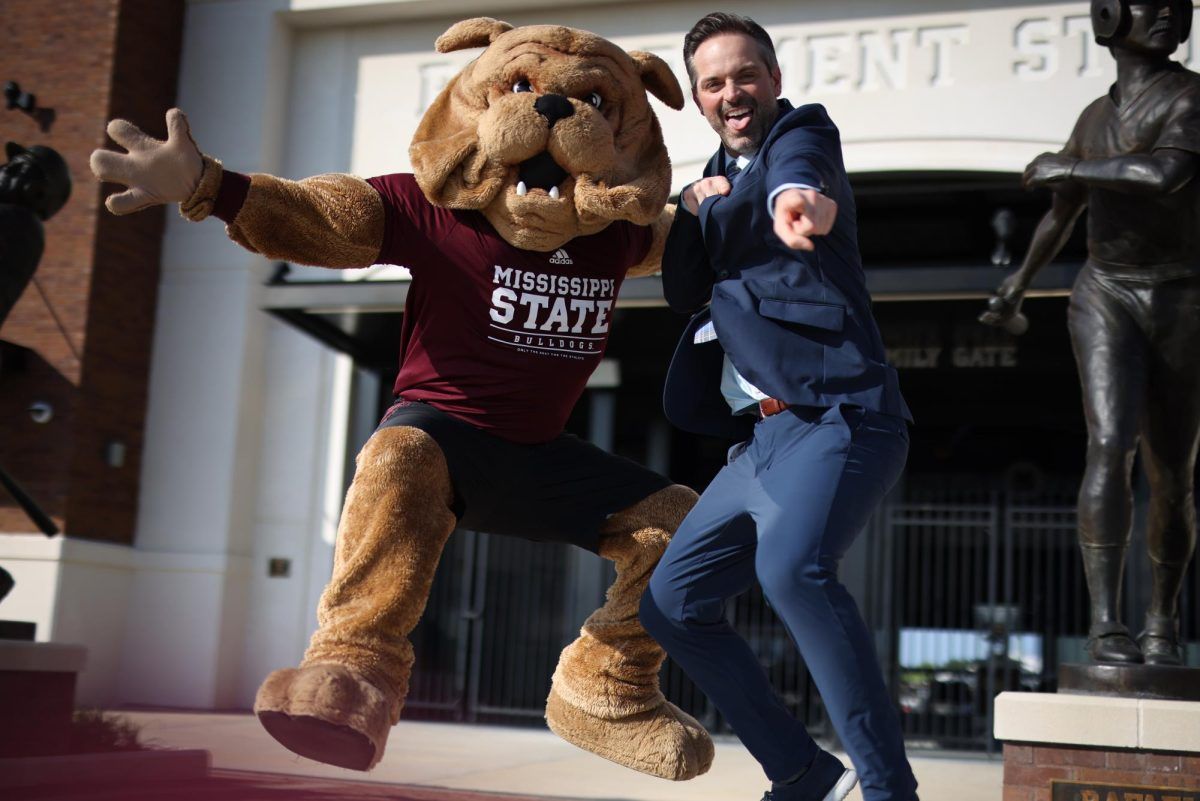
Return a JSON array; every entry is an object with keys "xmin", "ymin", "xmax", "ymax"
[
  {"xmin": 90, "ymin": 108, "xmax": 384, "ymax": 268},
  {"xmin": 200, "ymin": 164, "xmax": 384, "ymax": 269},
  {"xmin": 90, "ymin": 108, "xmax": 670, "ymax": 274}
]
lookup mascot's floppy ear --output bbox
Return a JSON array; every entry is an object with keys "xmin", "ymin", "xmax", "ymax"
[
  {"xmin": 436, "ymin": 17, "xmax": 514, "ymax": 53},
  {"xmin": 628, "ymin": 50, "xmax": 685, "ymax": 111}
]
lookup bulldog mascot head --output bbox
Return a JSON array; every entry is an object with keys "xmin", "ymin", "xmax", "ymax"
[
  {"xmin": 412, "ymin": 18, "xmax": 683, "ymax": 250},
  {"xmin": 91, "ymin": 18, "xmax": 710, "ymax": 780}
]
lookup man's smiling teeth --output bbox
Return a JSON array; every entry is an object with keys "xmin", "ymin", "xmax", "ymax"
[{"xmin": 515, "ymin": 181, "xmax": 562, "ymax": 199}]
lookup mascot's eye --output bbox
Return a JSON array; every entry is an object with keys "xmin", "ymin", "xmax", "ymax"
[
  {"xmin": 513, "ymin": 79, "xmax": 533, "ymax": 93},
  {"xmin": 586, "ymin": 92, "xmax": 603, "ymax": 109}
]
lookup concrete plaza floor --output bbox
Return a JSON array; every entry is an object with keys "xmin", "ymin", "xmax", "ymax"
[{"xmin": 118, "ymin": 711, "xmax": 1002, "ymax": 801}]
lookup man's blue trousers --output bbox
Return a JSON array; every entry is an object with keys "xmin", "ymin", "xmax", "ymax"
[{"xmin": 640, "ymin": 404, "xmax": 919, "ymax": 801}]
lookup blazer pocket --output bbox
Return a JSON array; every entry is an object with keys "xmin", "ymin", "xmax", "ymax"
[{"xmin": 758, "ymin": 298, "xmax": 845, "ymax": 332}]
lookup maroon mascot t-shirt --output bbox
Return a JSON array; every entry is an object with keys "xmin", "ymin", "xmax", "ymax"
[{"xmin": 367, "ymin": 174, "xmax": 651, "ymax": 444}]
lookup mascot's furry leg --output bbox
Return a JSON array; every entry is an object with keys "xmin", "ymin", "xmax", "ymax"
[
  {"xmin": 254, "ymin": 426, "xmax": 456, "ymax": 771},
  {"xmin": 546, "ymin": 485, "xmax": 715, "ymax": 780}
]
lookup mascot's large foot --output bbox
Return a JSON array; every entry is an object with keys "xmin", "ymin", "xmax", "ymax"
[
  {"xmin": 546, "ymin": 683, "xmax": 713, "ymax": 780},
  {"xmin": 253, "ymin": 425, "xmax": 456, "ymax": 770},
  {"xmin": 546, "ymin": 485, "xmax": 713, "ymax": 781},
  {"xmin": 254, "ymin": 663, "xmax": 397, "ymax": 771}
]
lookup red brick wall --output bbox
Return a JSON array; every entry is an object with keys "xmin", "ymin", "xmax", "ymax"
[
  {"xmin": 1005, "ymin": 743, "xmax": 1200, "ymax": 801},
  {"xmin": 0, "ymin": 0, "xmax": 184, "ymax": 543}
]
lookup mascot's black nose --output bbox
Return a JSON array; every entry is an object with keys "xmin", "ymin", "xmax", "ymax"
[{"xmin": 534, "ymin": 94, "xmax": 575, "ymax": 128}]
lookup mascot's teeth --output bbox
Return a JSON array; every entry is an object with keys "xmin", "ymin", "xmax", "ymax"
[
  {"xmin": 516, "ymin": 181, "xmax": 528, "ymax": 196},
  {"xmin": 549, "ymin": 186, "xmax": 560, "ymax": 200}
]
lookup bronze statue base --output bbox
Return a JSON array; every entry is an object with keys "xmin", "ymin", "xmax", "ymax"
[{"xmin": 1058, "ymin": 662, "xmax": 1200, "ymax": 701}]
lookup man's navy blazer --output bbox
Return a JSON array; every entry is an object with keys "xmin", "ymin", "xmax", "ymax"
[{"xmin": 662, "ymin": 100, "xmax": 911, "ymax": 440}]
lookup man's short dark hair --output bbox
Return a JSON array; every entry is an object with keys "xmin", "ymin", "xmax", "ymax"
[{"xmin": 683, "ymin": 12, "xmax": 779, "ymax": 89}]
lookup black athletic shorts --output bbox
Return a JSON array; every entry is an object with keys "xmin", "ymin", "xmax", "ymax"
[{"xmin": 376, "ymin": 399, "xmax": 672, "ymax": 553}]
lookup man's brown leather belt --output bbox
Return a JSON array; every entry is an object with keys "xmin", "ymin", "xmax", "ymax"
[{"xmin": 758, "ymin": 398, "xmax": 791, "ymax": 417}]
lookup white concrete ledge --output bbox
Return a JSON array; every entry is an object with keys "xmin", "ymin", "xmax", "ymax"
[
  {"xmin": 995, "ymin": 692, "xmax": 1200, "ymax": 753},
  {"xmin": 0, "ymin": 642, "xmax": 87, "ymax": 673},
  {"xmin": 1141, "ymin": 699, "xmax": 1200, "ymax": 753},
  {"xmin": 0, "ymin": 534, "xmax": 132, "ymax": 567}
]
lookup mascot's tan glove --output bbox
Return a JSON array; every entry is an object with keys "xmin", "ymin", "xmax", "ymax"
[{"xmin": 90, "ymin": 108, "xmax": 207, "ymax": 215}]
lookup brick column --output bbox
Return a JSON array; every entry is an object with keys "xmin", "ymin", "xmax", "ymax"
[{"xmin": 0, "ymin": 0, "xmax": 184, "ymax": 543}]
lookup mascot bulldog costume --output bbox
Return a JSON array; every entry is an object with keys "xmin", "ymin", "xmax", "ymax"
[{"xmin": 91, "ymin": 18, "xmax": 715, "ymax": 779}]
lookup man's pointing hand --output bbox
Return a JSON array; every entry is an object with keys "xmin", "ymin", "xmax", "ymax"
[{"xmin": 773, "ymin": 187, "xmax": 837, "ymax": 251}]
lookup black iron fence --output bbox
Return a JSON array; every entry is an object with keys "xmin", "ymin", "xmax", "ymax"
[{"xmin": 405, "ymin": 478, "xmax": 1199, "ymax": 753}]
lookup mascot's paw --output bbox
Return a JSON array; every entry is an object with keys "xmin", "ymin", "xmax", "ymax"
[
  {"xmin": 545, "ymin": 685, "xmax": 714, "ymax": 781},
  {"xmin": 254, "ymin": 663, "xmax": 396, "ymax": 771}
]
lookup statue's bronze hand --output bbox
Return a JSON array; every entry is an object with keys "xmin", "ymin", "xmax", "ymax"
[
  {"xmin": 89, "ymin": 108, "xmax": 204, "ymax": 215},
  {"xmin": 1023, "ymin": 153, "xmax": 1078, "ymax": 190},
  {"xmin": 978, "ymin": 275, "xmax": 1029, "ymax": 335}
]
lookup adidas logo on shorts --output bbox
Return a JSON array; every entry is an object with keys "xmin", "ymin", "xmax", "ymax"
[{"xmin": 549, "ymin": 248, "xmax": 573, "ymax": 265}]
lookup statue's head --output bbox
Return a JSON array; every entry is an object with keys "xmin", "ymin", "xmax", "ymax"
[
  {"xmin": 1092, "ymin": 0, "xmax": 1192, "ymax": 51},
  {"xmin": 0, "ymin": 143, "xmax": 72, "ymax": 221}
]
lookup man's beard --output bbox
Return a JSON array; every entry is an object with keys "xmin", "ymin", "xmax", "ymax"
[{"xmin": 709, "ymin": 97, "xmax": 776, "ymax": 155}]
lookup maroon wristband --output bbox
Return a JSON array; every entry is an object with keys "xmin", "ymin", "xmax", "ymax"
[{"xmin": 212, "ymin": 170, "xmax": 251, "ymax": 223}]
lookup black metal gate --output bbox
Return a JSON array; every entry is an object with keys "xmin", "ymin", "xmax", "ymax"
[
  {"xmin": 860, "ymin": 477, "xmax": 1199, "ymax": 753},
  {"xmin": 868, "ymin": 499, "xmax": 1077, "ymax": 752},
  {"xmin": 406, "ymin": 531, "xmax": 578, "ymax": 722}
]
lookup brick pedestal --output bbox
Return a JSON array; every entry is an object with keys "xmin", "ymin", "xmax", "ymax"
[
  {"xmin": 1004, "ymin": 743, "xmax": 1200, "ymax": 800},
  {"xmin": 996, "ymin": 692, "xmax": 1200, "ymax": 801}
]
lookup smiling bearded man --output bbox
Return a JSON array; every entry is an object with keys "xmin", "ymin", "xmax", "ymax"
[{"xmin": 639, "ymin": 12, "xmax": 919, "ymax": 801}]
